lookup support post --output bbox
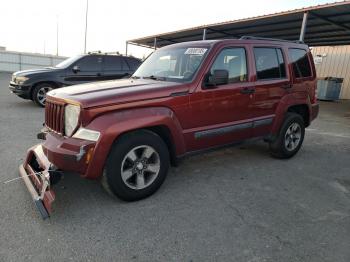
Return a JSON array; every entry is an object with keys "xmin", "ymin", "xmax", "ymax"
[
  {"xmin": 125, "ymin": 41, "xmax": 128, "ymax": 56},
  {"xmin": 154, "ymin": 37, "xmax": 157, "ymax": 50},
  {"xmin": 84, "ymin": 0, "xmax": 89, "ymax": 53},
  {"xmin": 203, "ymin": 28, "xmax": 207, "ymax": 40},
  {"xmin": 56, "ymin": 16, "xmax": 59, "ymax": 56},
  {"xmin": 299, "ymin": 12, "xmax": 308, "ymax": 42}
]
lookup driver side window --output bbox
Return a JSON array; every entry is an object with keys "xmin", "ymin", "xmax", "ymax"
[
  {"xmin": 210, "ymin": 48, "xmax": 247, "ymax": 84},
  {"xmin": 75, "ymin": 56, "xmax": 102, "ymax": 72}
]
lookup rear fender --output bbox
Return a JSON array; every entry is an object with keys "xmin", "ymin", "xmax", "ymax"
[
  {"xmin": 83, "ymin": 107, "xmax": 185, "ymax": 179},
  {"xmin": 271, "ymin": 94, "xmax": 311, "ymax": 135}
]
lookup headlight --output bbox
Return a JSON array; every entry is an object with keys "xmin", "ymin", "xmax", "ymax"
[
  {"xmin": 64, "ymin": 104, "xmax": 80, "ymax": 136},
  {"xmin": 72, "ymin": 127, "xmax": 100, "ymax": 142},
  {"xmin": 16, "ymin": 76, "xmax": 29, "ymax": 84}
]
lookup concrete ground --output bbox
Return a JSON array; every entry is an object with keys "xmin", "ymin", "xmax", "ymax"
[{"xmin": 0, "ymin": 72, "xmax": 349, "ymax": 262}]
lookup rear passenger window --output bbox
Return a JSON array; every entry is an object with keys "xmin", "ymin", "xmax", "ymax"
[
  {"xmin": 103, "ymin": 56, "xmax": 130, "ymax": 71},
  {"xmin": 288, "ymin": 48, "xmax": 312, "ymax": 78},
  {"xmin": 104, "ymin": 56, "xmax": 122, "ymax": 71},
  {"xmin": 210, "ymin": 47, "xmax": 247, "ymax": 83},
  {"xmin": 254, "ymin": 48, "xmax": 286, "ymax": 80}
]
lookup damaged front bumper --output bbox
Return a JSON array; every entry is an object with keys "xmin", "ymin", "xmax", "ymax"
[{"xmin": 19, "ymin": 144, "xmax": 58, "ymax": 219}]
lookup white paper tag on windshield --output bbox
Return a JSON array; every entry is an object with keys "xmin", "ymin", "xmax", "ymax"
[{"xmin": 184, "ymin": 48, "xmax": 207, "ymax": 55}]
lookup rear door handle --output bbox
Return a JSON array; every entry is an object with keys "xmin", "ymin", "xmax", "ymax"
[
  {"xmin": 240, "ymin": 87, "xmax": 255, "ymax": 94},
  {"xmin": 281, "ymin": 83, "xmax": 292, "ymax": 89}
]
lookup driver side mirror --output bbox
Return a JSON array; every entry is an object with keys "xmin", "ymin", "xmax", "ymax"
[
  {"xmin": 72, "ymin": 65, "xmax": 80, "ymax": 74},
  {"xmin": 204, "ymin": 69, "xmax": 229, "ymax": 88}
]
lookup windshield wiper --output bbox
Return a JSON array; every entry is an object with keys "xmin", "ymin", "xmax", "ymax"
[
  {"xmin": 131, "ymin": 76, "xmax": 140, "ymax": 79},
  {"xmin": 143, "ymin": 75, "xmax": 167, "ymax": 81}
]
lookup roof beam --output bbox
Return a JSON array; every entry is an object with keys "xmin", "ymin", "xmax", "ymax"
[
  {"xmin": 145, "ymin": 21, "xmax": 338, "ymax": 45},
  {"xmin": 252, "ymin": 27, "xmax": 349, "ymax": 39},
  {"xmin": 144, "ymin": 22, "xmax": 350, "ymax": 47},
  {"xmin": 307, "ymin": 42, "xmax": 350, "ymax": 46},
  {"xmin": 309, "ymin": 11, "xmax": 350, "ymax": 32},
  {"xmin": 209, "ymin": 11, "xmax": 350, "ymax": 32},
  {"xmin": 128, "ymin": 5, "xmax": 350, "ymax": 48},
  {"xmin": 307, "ymin": 37, "xmax": 350, "ymax": 44},
  {"xmin": 219, "ymin": 21, "xmax": 350, "ymax": 41},
  {"xmin": 127, "ymin": 42, "xmax": 155, "ymax": 49},
  {"xmin": 206, "ymin": 27, "xmax": 238, "ymax": 37},
  {"xmin": 157, "ymin": 37, "xmax": 178, "ymax": 44}
]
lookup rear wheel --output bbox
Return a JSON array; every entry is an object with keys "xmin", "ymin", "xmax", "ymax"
[
  {"xmin": 32, "ymin": 83, "xmax": 54, "ymax": 107},
  {"xmin": 269, "ymin": 113, "xmax": 305, "ymax": 159},
  {"xmin": 102, "ymin": 130, "xmax": 170, "ymax": 201}
]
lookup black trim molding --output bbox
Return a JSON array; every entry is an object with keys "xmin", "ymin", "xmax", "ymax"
[
  {"xmin": 195, "ymin": 117, "xmax": 274, "ymax": 139},
  {"xmin": 253, "ymin": 118, "xmax": 273, "ymax": 127}
]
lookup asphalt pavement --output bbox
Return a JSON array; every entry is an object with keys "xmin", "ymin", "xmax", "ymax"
[{"xmin": 0, "ymin": 72, "xmax": 350, "ymax": 262}]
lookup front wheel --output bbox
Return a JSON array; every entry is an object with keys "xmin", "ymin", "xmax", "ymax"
[
  {"xmin": 269, "ymin": 113, "xmax": 305, "ymax": 159},
  {"xmin": 32, "ymin": 83, "xmax": 54, "ymax": 107},
  {"xmin": 102, "ymin": 130, "xmax": 170, "ymax": 201}
]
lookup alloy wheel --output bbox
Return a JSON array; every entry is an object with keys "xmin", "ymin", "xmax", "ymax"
[
  {"xmin": 36, "ymin": 86, "xmax": 53, "ymax": 106},
  {"xmin": 120, "ymin": 145, "xmax": 160, "ymax": 190},
  {"xmin": 284, "ymin": 122, "xmax": 302, "ymax": 151}
]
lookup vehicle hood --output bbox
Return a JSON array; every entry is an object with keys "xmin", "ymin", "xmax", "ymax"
[
  {"xmin": 47, "ymin": 79, "xmax": 190, "ymax": 108},
  {"xmin": 13, "ymin": 67, "xmax": 60, "ymax": 77}
]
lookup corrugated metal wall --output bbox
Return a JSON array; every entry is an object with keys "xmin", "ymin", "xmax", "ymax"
[
  {"xmin": 0, "ymin": 50, "xmax": 67, "ymax": 72},
  {"xmin": 311, "ymin": 45, "xmax": 350, "ymax": 99}
]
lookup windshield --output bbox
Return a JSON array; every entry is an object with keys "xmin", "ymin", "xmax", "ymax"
[
  {"xmin": 55, "ymin": 55, "xmax": 83, "ymax": 68},
  {"xmin": 132, "ymin": 46, "xmax": 209, "ymax": 82}
]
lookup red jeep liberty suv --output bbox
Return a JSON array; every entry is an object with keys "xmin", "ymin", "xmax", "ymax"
[{"xmin": 19, "ymin": 37, "xmax": 319, "ymax": 218}]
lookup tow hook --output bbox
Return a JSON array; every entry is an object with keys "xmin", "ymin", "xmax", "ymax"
[
  {"xmin": 48, "ymin": 167, "xmax": 63, "ymax": 185},
  {"xmin": 37, "ymin": 132, "xmax": 46, "ymax": 140},
  {"xmin": 37, "ymin": 126, "xmax": 49, "ymax": 140}
]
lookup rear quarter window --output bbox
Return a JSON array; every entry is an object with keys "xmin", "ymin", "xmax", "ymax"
[{"xmin": 288, "ymin": 48, "xmax": 312, "ymax": 78}]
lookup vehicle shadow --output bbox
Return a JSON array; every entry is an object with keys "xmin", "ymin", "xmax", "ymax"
[{"xmin": 49, "ymin": 141, "xmax": 272, "ymax": 221}]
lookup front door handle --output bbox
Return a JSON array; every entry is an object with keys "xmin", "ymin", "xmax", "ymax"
[{"xmin": 240, "ymin": 87, "xmax": 255, "ymax": 94}]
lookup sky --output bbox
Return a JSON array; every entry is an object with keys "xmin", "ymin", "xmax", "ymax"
[{"xmin": 0, "ymin": 0, "xmax": 343, "ymax": 59}]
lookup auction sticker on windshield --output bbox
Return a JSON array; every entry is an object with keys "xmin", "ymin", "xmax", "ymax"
[{"xmin": 184, "ymin": 48, "xmax": 207, "ymax": 55}]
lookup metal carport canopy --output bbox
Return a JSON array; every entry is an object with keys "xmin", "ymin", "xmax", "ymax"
[{"xmin": 127, "ymin": 1, "xmax": 350, "ymax": 49}]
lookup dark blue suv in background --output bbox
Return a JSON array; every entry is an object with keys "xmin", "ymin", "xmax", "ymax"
[{"xmin": 9, "ymin": 53, "xmax": 142, "ymax": 107}]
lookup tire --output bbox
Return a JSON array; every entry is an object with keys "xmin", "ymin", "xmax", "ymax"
[
  {"xmin": 269, "ymin": 113, "xmax": 305, "ymax": 159},
  {"xmin": 32, "ymin": 83, "xmax": 54, "ymax": 107},
  {"xmin": 103, "ymin": 130, "xmax": 170, "ymax": 201}
]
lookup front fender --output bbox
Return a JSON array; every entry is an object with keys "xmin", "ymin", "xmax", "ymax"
[
  {"xmin": 83, "ymin": 107, "xmax": 185, "ymax": 179},
  {"xmin": 26, "ymin": 73, "xmax": 64, "ymax": 87}
]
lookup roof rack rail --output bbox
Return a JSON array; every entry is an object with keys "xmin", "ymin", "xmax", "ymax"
[
  {"xmin": 87, "ymin": 50, "xmax": 102, "ymax": 54},
  {"xmin": 240, "ymin": 36, "xmax": 304, "ymax": 44},
  {"xmin": 103, "ymin": 51, "xmax": 122, "ymax": 55}
]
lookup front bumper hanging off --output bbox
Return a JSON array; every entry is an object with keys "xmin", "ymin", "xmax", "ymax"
[{"xmin": 19, "ymin": 144, "xmax": 56, "ymax": 219}]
